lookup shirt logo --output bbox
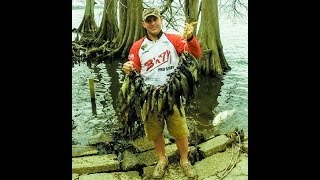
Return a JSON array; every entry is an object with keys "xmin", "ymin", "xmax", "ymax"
[
  {"xmin": 144, "ymin": 50, "xmax": 171, "ymax": 71},
  {"xmin": 141, "ymin": 43, "xmax": 148, "ymax": 51}
]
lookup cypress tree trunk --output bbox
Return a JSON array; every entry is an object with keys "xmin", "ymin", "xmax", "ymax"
[
  {"xmin": 78, "ymin": 0, "xmax": 97, "ymax": 37},
  {"xmin": 107, "ymin": 0, "xmax": 143, "ymax": 58},
  {"xmin": 184, "ymin": 0, "xmax": 199, "ymax": 35},
  {"xmin": 94, "ymin": 0, "xmax": 119, "ymax": 47},
  {"xmin": 212, "ymin": 0, "xmax": 230, "ymax": 71},
  {"xmin": 197, "ymin": 0, "xmax": 230, "ymax": 77},
  {"xmin": 113, "ymin": 0, "xmax": 127, "ymax": 49},
  {"xmin": 126, "ymin": 0, "xmax": 143, "ymax": 52}
]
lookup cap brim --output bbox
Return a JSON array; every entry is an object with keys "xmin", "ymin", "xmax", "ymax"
[{"xmin": 143, "ymin": 14, "xmax": 161, "ymax": 21}]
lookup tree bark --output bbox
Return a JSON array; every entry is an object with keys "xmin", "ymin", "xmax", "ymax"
[
  {"xmin": 213, "ymin": 0, "xmax": 230, "ymax": 71},
  {"xmin": 94, "ymin": 0, "xmax": 119, "ymax": 47},
  {"xmin": 78, "ymin": 0, "xmax": 98, "ymax": 37},
  {"xmin": 113, "ymin": 0, "xmax": 127, "ymax": 48},
  {"xmin": 197, "ymin": 0, "xmax": 230, "ymax": 77},
  {"xmin": 107, "ymin": 0, "xmax": 143, "ymax": 58},
  {"xmin": 184, "ymin": 0, "xmax": 199, "ymax": 35}
]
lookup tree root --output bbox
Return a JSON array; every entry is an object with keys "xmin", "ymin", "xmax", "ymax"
[
  {"xmin": 85, "ymin": 41, "xmax": 111, "ymax": 58},
  {"xmin": 216, "ymin": 130, "xmax": 243, "ymax": 179}
]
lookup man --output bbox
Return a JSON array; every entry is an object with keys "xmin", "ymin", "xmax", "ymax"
[{"xmin": 122, "ymin": 7, "xmax": 201, "ymax": 179}]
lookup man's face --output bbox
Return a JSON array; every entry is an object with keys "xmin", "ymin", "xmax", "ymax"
[{"xmin": 142, "ymin": 16, "xmax": 162, "ymax": 36}]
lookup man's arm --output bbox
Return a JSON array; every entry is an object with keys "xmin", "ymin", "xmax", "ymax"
[
  {"xmin": 165, "ymin": 33, "xmax": 201, "ymax": 59},
  {"xmin": 123, "ymin": 38, "xmax": 145, "ymax": 74}
]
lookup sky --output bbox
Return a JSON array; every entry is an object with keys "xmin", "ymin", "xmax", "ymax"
[{"xmin": 72, "ymin": 0, "xmax": 103, "ymax": 6}]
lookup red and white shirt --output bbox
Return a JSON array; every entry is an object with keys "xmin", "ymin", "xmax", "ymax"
[{"xmin": 128, "ymin": 31, "xmax": 201, "ymax": 86}]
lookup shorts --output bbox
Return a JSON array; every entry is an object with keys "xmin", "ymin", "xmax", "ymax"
[{"xmin": 143, "ymin": 104, "xmax": 190, "ymax": 141}]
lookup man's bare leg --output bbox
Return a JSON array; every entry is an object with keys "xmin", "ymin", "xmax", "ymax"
[
  {"xmin": 154, "ymin": 133, "xmax": 167, "ymax": 162},
  {"xmin": 153, "ymin": 133, "xmax": 169, "ymax": 179},
  {"xmin": 175, "ymin": 136, "xmax": 189, "ymax": 163},
  {"xmin": 176, "ymin": 136, "xmax": 197, "ymax": 178}
]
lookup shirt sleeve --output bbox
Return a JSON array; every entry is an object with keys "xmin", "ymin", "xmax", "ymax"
[
  {"xmin": 128, "ymin": 39, "xmax": 144, "ymax": 72},
  {"xmin": 165, "ymin": 33, "xmax": 202, "ymax": 59}
]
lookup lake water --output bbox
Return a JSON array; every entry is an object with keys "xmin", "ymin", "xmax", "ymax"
[{"xmin": 72, "ymin": 7, "xmax": 248, "ymax": 145}]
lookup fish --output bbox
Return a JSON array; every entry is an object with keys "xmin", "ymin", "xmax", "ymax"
[
  {"xmin": 126, "ymin": 78, "xmax": 136, "ymax": 105},
  {"xmin": 146, "ymin": 85, "xmax": 154, "ymax": 114},
  {"xmin": 141, "ymin": 100, "xmax": 147, "ymax": 122},
  {"xmin": 151, "ymin": 87, "xmax": 159, "ymax": 112},
  {"xmin": 212, "ymin": 108, "xmax": 236, "ymax": 126},
  {"xmin": 157, "ymin": 88, "xmax": 164, "ymax": 113},
  {"xmin": 120, "ymin": 76, "xmax": 130, "ymax": 98},
  {"xmin": 167, "ymin": 81, "xmax": 175, "ymax": 116},
  {"xmin": 179, "ymin": 71, "xmax": 190, "ymax": 103},
  {"xmin": 179, "ymin": 64, "xmax": 195, "ymax": 100}
]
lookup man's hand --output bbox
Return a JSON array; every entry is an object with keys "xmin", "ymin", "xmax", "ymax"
[
  {"xmin": 183, "ymin": 22, "xmax": 197, "ymax": 40},
  {"xmin": 122, "ymin": 61, "xmax": 135, "ymax": 75}
]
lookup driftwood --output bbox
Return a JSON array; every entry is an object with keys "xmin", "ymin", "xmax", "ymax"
[
  {"xmin": 72, "ymin": 42, "xmax": 87, "ymax": 51},
  {"xmin": 85, "ymin": 41, "xmax": 111, "ymax": 58},
  {"xmin": 217, "ymin": 130, "xmax": 244, "ymax": 179},
  {"xmin": 72, "ymin": 42, "xmax": 87, "ymax": 64}
]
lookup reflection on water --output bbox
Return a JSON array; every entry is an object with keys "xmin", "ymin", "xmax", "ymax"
[
  {"xmin": 186, "ymin": 76, "xmax": 222, "ymax": 126},
  {"xmin": 90, "ymin": 98, "xmax": 97, "ymax": 115},
  {"xmin": 72, "ymin": 60, "xmax": 223, "ymax": 145}
]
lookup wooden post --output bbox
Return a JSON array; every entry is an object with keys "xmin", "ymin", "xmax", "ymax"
[
  {"xmin": 89, "ymin": 78, "xmax": 97, "ymax": 115},
  {"xmin": 89, "ymin": 78, "xmax": 96, "ymax": 99}
]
